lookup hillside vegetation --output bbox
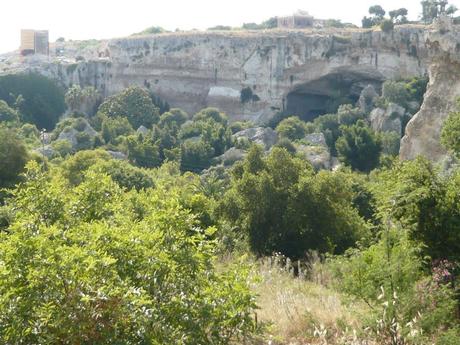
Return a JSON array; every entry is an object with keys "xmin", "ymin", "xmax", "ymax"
[{"xmin": 0, "ymin": 67, "xmax": 459, "ymax": 345}]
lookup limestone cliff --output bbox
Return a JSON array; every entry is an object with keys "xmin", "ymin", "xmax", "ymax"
[
  {"xmin": 5, "ymin": 23, "xmax": 460, "ymax": 161},
  {"xmin": 400, "ymin": 18, "xmax": 460, "ymax": 162},
  {"xmin": 1, "ymin": 26, "xmax": 428, "ymax": 125}
]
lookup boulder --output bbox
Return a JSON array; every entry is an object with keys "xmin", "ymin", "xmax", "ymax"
[
  {"xmin": 296, "ymin": 144, "xmax": 332, "ymax": 170},
  {"xmin": 56, "ymin": 118, "xmax": 98, "ymax": 149},
  {"xmin": 358, "ymin": 85, "xmax": 379, "ymax": 114},
  {"xmin": 370, "ymin": 103, "xmax": 405, "ymax": 134},
  {"xmin": 233, "ymin": 127, "xmax": 278, "ymax": 150},
  {"xmin": 215, "ymin": 147, "xmax": 246, "ymax": 166},
  {"xmin": 304, "ymin": 132, "xmax": 328, "ymax": 147},
  {"xmin": 136, "ymin": 125, "xmax": 149, "ymax": 135}
]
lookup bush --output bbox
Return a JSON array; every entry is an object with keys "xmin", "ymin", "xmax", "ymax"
[
  {"xmin": 276, "ymin": 116, "xmax": 309, "ymax": 141},
  {"xmin": 0, "ymin": 100, "xmax": 19, "ymax": 123},
  {"xmin": 441, "ymin": 108, "xmax": 460, "ymax": 156},
  {"xmin": 0, "ymin": 163, "xmax": 256, "ymax": 344},
  {"xmin": 380, "ymin": 19, "xmax": 395, "ymax": 33},
  {"xmin": 218, "ymin": 146, "xmax": 369, "ymax": 259},
  {"xmin": 336, "ymin": 120, "xmax": 382, "ymax": 172}
]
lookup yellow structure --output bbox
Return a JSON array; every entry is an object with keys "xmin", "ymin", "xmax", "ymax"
[{"xmin": 20, "ymin": 30, "xmax": 49, "ymax": 56}]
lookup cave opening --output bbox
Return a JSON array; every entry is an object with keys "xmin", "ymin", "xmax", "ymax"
[{"xmin": 285, "ymin": 72, "xmax": 383, "ymax": 122}]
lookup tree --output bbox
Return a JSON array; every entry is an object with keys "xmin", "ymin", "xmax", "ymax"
[
  {"xmin": 101, "ymin": 115, "xmax": 134, "ymax": 144},
  {"xmin": 380, "ymin": 19, "xmax": 395, "ymax": 33},
  {"xmin": 97, "ymin": 86, "xmax": 160, "ymax": 129},
  {"xmin": 0, "ymin": 100, "xmax": 19, "ymax": 123},
  {"xmin": 0, "ymin": 163, "xmax": 256, "ymax": 343},
  {"xmin": 126, "ymin": 134, "xmax": 162, "ymax": 168},
  {"xmin": 180, "ymin": 139, "xmax": 215, "ymax": 172},
  {"xmin": 336, "ymin": 120, "xmax": 382, "ymax": 172},
  {"xmin": 159, "ymin": 108, "xmax": 188, "ymax": 128},
  {"xmin": 389, "ymin": 8, "xmax": 409, "ymax": 23},
  {"xmin": 369, "ymin": 5, "xmax": 386, "ymax": 18},
  {"xmin": 441, "ymin": 107, "xmax": 460, "ymax": 155},
  {"xmin": 0, "ymin": 126, "xmax": 30, "ymax": 189},
  {"xmin": 371, "ymin": 157, "xmax": 460, "ymax": 263},
  {"xmin": 276, "ymin": 116, "xmax": 309, "ymax": 141},
  {"xmin": 0, "ymin": 73, "xmax": 66, "ymax": 130},
  {"xmin": 421, "ymin": 0, "xmax": 443, "ymax": 23},
  {"xmin": 65, "ymin": 85, "xmax": 101, "ymax": 116},
  {"xmin": 193, "ymin": 107, "xmax": 228, "ymax": 125},
  {"xmin": 218, "ymin": 146, "xmax": 368, "ymax": 259},
  {"xmin": 60, "ymin": 149, "xmax": 112, "ymax": 185}
]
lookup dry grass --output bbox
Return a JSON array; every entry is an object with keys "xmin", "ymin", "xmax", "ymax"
[{"xmin": 248, "ymin": 256, "xmax": 372, "ymax": 345}]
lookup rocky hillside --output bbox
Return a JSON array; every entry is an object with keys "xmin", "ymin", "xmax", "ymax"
[{"xmin": 2, "ymin": 17, "xmax": 460, "ymax": 161}]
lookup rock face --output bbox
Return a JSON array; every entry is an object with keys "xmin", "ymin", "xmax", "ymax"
[
  {"xmin": 358, "ymin": 85, "xmax": 379, "ymax": 114},
  {"xmin": 233, "ymin": 127, "xmax": 278, "ymax": 150},
  {"xmin": 370, "ymin": 103, "xmax": 406, "ymax": 134},
  {"xmin": 400, "ymin": 17, "xmax": 460, "ymax": 161},
  {"xmin": 2, "ymin": 26, "xmax": 428, "ymax": 125},
  {"xmin": 5, "ymin": 22, "xmax": 460, "ymax": 161},
  {"xmin": 297, "ymin": 144, "xmax": 332, "ymax": 170}
]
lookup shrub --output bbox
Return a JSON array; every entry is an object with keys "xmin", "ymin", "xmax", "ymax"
[
  {"xmin": 335, "ymin": 120, "xmax": 382, "ymax": 172},
  {"xmin": 276, "ymin": 116, "xmax": 309, "ymax": 141},
  {"xmin": 380, "ymin": 19, "xmax": 395, "ymax": 33},
  {"xmin": 0, "ymin": 100, "xmax": 19, "ymax": 123},
  {"xmin": 0, "ymin": 163, "xmax": 256, "ymax": 344},
  {"xmin": 441, "ymin": 107, "xmax": 460, "ymax": 156}
]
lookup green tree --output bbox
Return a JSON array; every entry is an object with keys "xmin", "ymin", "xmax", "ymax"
[
  {"xmin": 0, "ymin": 100, "xmax": 19, "ymax": 123},
  {"xmin": 441, "ymin": 108, "xmax": 460, "ymax": 155},
  {"xmin": 193, "ymin": 107, "xmax": 228, "ymax": 125},
  {"xmin": 371, "ymin": 157, "xmax": 460, "ymax": 262},
  {"xmin": 126, "ymin": 134, "xmax": 162, "ymax": 168},
  {"xmin": 0, "ymin": 73, "xmax": 66, "ymax": 130},
  {"xmin": 97, "ymin": 86, "xmax": 160, "ymax": 129},
  {"xmin": 101, "ymin": 115, "xmax": 134, "ymax": 144},
  {"xmin": 180, "ymin": 139, "xmax": 215, "ymax": 172},
  {"xmin": 336, "ymin": 120, "xmax": 382, "ymax": 172},
  {"xmin": 0, "ymin": 163, "xmax": 256, "ymax": 344},
  {"xmin": 60, "ymin": 149, "xmax": 112, "ymax": 185},
  {"xmin": 0, "ymin": 126, "xmax": 30, "ymax": 190},
  {"xmin": 276, "ymin": 116, "xmax": 308, "ymax": 141},
  {"xmin": 219, "ymin": 146, "xmax": 368, "ymax": 258},
  {"xmin": 369, "ymin": 5, "xmax": 386, "ymax": 18}
]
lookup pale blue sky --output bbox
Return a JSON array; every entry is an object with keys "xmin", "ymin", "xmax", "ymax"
[{"xmin": 1, "ymin": 0, "xmax": 459, "ymax": 53}]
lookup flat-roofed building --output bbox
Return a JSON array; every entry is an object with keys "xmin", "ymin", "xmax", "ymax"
[
  {"xmin": 277, "ymin": 10, "xmax": 314, "ymax": 29},
  {"xmin": 20, "ymin": 29, "xmax": 49, "ymax": 56}
]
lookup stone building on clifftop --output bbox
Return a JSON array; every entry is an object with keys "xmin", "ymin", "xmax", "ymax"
[
  {"xmin": 277, "ymin": 10, "xmax": 314, "ymax": 29},
  {"xmin": 20, "ymin": 30, "xmax": 49, "ymax": 56}
]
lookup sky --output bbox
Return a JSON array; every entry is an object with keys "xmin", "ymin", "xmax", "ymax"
[{"xmin": 1, "ymin": 0, "xmax": 460, "ymax": 53}]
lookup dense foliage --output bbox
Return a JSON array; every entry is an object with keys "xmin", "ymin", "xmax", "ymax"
[
  {"xmin": 0, "ymin": 162, "xmax": 256, "ymax": 344},
  {"xmin": 0, "ymin": 73, "xmax": 66, "ymax": 130},
  {"xmin": 218, "ymin": 146, "xmax": 369, "ymax": 259}
]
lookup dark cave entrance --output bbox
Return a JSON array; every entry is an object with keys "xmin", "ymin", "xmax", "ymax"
[{"xmin": 285, "ymin": 72, "xmax": 383, "ymax": 122}]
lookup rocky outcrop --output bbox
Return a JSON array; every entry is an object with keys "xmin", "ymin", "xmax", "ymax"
[
  {"xmin": 370, "ymin": 103, "xmax": 406, "ymax": 134},
  {"xmin": 358, "ymin": 85, "xmax": 379, "ymax": 114},
  {"xmin": 233, "ymin": 127, "xmax": 278, "ymax": 150},
  {"xmin": 2, "ymin": 26, "xmax": 428, "ymax": 125},
  {"xmin": 296, "ymin": 144, "xmax": 332, "ymax": 170},
  {"xmin": 400, "ymin": 17, "xmax": 460, "ymax": 161},
  {"xmin": 5, "ymin": 22, "xmax": 460, "ymax": 161}
]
